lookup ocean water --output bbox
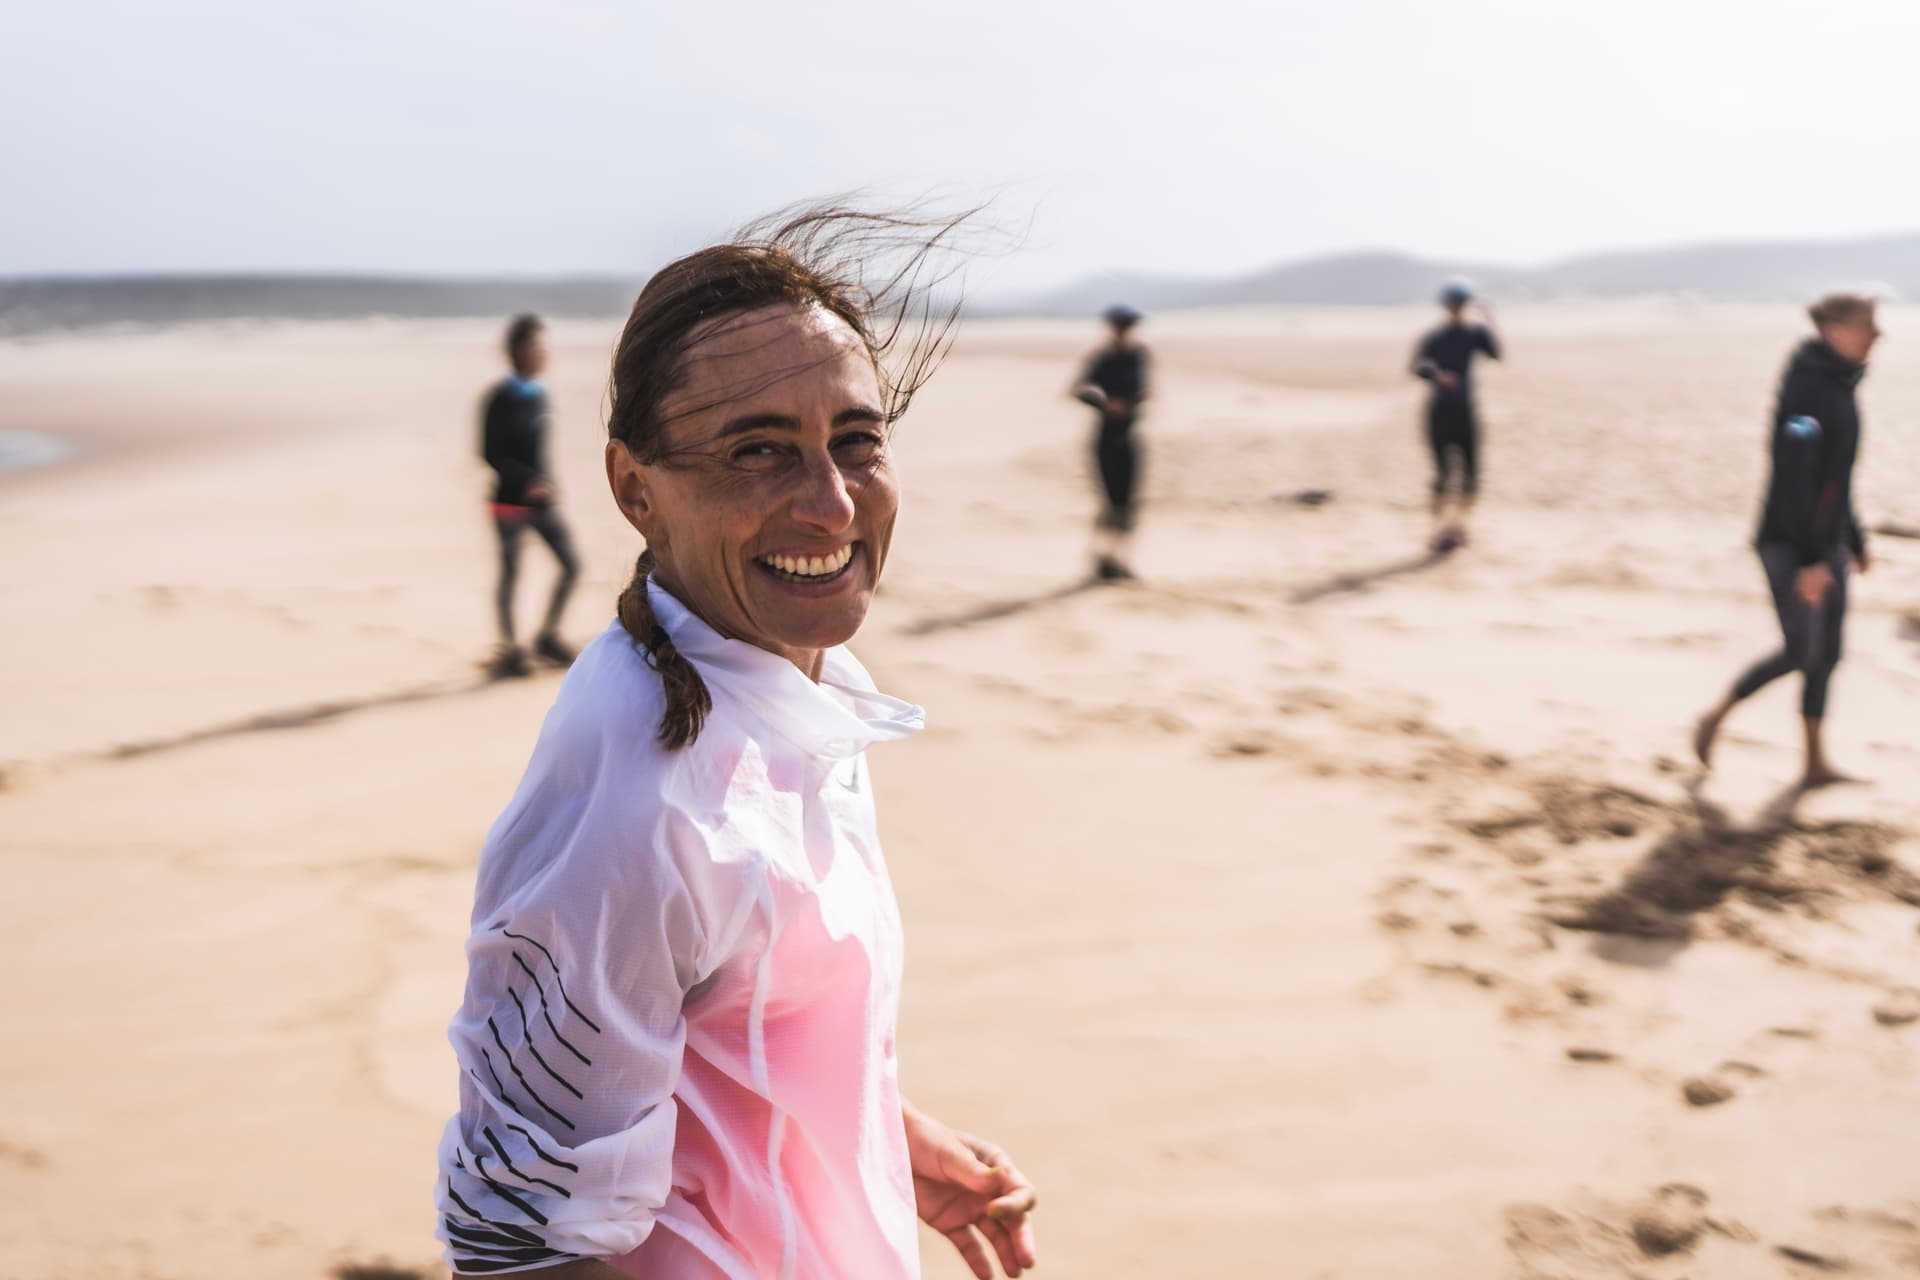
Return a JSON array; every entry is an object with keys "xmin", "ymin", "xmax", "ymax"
[{"xmin": 0, "ymin": 432, "xmax": 73, "ymax": 477}]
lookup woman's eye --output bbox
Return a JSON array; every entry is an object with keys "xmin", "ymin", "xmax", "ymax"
[
  {"xmin": 730, "ymin": 441, "xmax": 784, "ymax": 463},
  {"xmin": 834, "ymin": 432, "xmax": 884, "ymax": 461}
]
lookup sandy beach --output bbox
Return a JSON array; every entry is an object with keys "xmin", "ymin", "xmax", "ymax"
[{"xmin": 2, "ymin": 302, "xmax": 1918, "ymax": 1278}]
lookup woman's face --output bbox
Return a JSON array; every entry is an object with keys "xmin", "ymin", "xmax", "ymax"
[{"xmin": 607, "ymin": 303, "xmax": 898, "ymax": 675}]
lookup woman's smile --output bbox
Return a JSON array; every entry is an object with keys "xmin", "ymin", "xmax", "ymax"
[{"xmin": 756, "ymin": 541, "xmax": 860, "ymax": 587}]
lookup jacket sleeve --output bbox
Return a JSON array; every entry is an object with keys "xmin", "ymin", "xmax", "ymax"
[
  {"xmin": 1477, "ymin": 325, "xmax": 1501, "ymax": 361},
  {"xmin": 1411, "ymin": 332, "xmax": 1438, "ymax": 381},
  {"xmin": 482, "ymin": 389, "xmax": 540, "ymax": 498},
  {"xmin": 436, "ymin": 804, "xmax": 759, "ymax": 1273},
  {"xmin": 1770, "ymin": 363, "xmax": 1836, "ymax": 567}
]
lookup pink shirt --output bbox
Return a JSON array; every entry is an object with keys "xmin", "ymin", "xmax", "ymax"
[{"xmin": 436, "ymin": 581, "xmax": 925, "ymax": 1277}]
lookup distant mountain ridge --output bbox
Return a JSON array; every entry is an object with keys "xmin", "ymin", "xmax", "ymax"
[
  {"xmin": 0, "ymin": 274, "xmax": 642, "ymax": 337},
  {"xmin": 1001, "ymin": 232, "xmax": 1920, "ymax": 315},
  {"xmin": 3, "ymin": 231, "xmax": 1916, "ymax": 335}
]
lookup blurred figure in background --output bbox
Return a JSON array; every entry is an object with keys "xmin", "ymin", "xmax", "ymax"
[
  {"xmin": 1071, "ymin": 304, "xmax": 1150, "ymax": 581},
  {"xmin": 1411, "ymin": 279, "xmax": 1501, "ymax": 552},
  {"xmin": 1693, "ymin": 292, "xmax": 1880, "ymax": 787},
  {"xmin": 482, "ymin": 313, "xmax": 579, "ymax": 676}
]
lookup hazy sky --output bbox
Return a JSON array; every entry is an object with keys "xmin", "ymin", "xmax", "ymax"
[{"xmin": 7, "ymin": 0, "xmax": 1918, "ymax": 292}]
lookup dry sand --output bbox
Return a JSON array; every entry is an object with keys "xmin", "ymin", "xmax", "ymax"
[{"xmin": 1, "ymin": 302, "xmax": 1917, "ymax": 1278}]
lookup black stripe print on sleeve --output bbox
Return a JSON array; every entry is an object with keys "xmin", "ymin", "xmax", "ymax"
[
  {"xmin": 450, "ymin": 1243, "xmax": 563, "ymax": 1266},
  {"xmin": 500, "ymin": 928, "xmax": 604, "ymax": 1033},
  {"xmin": 505, "ymin": 986, "xmax": 585, "ymax": 1099},
  {"xmin": 453, "ymin": 1256, "xmax": 571, "ymax": 1275},
  {"xmin": 445, "ymin": 1219, "xmax": 557, "ymax": 1253},
  {"xmin": 472, "ymin": 1151, "xmax": 552, "ymax": 1225},
  {"xmin": 512, "ymin": 952, "xmax": 593, "ymax": 1066},
  {"xmin": 482, "ymin": 1125, "xmax": 573, "ymax": 1199},
  {"xmin": 484, "ymin": 1021, "xmax": 576, "ymax": 1132},
  {"xmin": 444, "ymin": 1182, "xmax": 545, "ymax": 1245},
  {"xmin": 506, "ymin": 1122, "xmax": 581, "ymax": 1173}
]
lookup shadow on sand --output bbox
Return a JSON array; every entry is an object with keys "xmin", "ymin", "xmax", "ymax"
[
  {"xmin": 1550, "ymin": 778, "xmax": 1913, "ymax": 967},
  {"xmin": 102, "ymin": 672, "xmax": 507, "ymax": 764},
  {"xmin": 1288, "ymin": 550, "xmax": 1448, "ymax": 605},
  {"xmin": 901, "ymin": 577, "xmax": 1103, "ymax": 636},
  {"xmin": 1567, "ymin": 781, "xmax": 1803, "ymax": 965}
]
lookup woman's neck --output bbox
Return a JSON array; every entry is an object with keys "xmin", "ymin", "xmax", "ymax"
[{"xmin": 651, "ymin": 563, "xmax": 827, "ymax": 682}]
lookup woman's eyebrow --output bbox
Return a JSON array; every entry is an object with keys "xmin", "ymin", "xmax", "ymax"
[
  {"xmin": 715, "ymin": 405, "xmax": 884, "ymax": 437},
  {"xmin": 716, "ymin": 412, "xmax": 799, "ymax": 437}
]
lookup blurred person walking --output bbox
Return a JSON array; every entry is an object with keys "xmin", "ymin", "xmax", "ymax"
[
  {"xmin": 1411, "ymin": 279, "xmax": 1501, "ymax": 552},
  {"xmin": 1693, "ymin": 292, "xmax": 1881, "ymax": 787},
  {"xmin": 482, "ymin": 313, "xmax": 580, "ymax": 676},
  {"xmin": 1072, "ymin": 304, "xmax": 1150, "ymax": 581},
  {"xmin": 437, "ymin": 208, "xmax": 1038, "ymax": 1280}
]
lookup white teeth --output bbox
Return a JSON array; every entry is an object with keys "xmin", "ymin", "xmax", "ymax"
[{"xmin": 761, "ymin": 546, "xmax": 853, "ymax": 578}]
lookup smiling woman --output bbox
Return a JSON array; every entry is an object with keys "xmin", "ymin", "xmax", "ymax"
[{"xmin": 434, "ymin": 206, "xmax": 1038, "ymax": 1280}]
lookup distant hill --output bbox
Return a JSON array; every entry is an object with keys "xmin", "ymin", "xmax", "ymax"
[
  {"xmin": 4, "ymin": 231, "xmax": 1917, "ymax": 335},
  {"xmin": 1002, "ymin": 232, "xmax": 1920, "ymax": 315},
  {"xmin": 0, "ymin": 274, "xmax": 641, "ymax": 337}
]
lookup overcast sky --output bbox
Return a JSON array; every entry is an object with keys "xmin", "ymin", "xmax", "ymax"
[{"xmin": 6, "ymin": 0, "xmax": 1917, "ymax": 292}]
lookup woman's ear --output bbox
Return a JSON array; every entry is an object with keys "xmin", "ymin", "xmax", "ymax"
[{"xmin": 606, "ymin": 440, "xmax": 660, "ymax": 541}]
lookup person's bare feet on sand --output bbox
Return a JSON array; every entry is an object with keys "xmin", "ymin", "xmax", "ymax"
[{"xmin": 1800, "ymin": 764, "xmax": 1864, "ymax": 790}]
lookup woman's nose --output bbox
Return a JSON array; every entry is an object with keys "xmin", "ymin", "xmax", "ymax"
[{"xmin": 790, "ymin": 450, "xmax": 857, "ymax": 531}]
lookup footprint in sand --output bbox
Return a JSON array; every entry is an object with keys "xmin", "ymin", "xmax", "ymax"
[
  {"xmin": 0, "ymin": 1139, "xmax": 49, "ymax": 1171},
  {"xmin": 1506, "ymin": 1183, "xmax": 1734, "ymax": 1277},
  {"xmin": 1774, "ymin": 1204, "xmax": 1920, "ymax": 1275},
  {"xmin": 1872, "ymin": 988, "xmax": 1920, "ymax": 1028}
]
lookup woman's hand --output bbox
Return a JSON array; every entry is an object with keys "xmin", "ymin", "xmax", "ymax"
[
  {"xmin": 1796, "ymin": 562, "xmax": 1834, "ymax": 606},
  {"xmin": 903, "ymin": 1103, "xmax": 1037, "ymax": 1278}
]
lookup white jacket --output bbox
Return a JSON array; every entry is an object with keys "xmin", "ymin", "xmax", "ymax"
[{"xmin": 436, "ymin": 579, "xmax": 926, "ymax": 1277}]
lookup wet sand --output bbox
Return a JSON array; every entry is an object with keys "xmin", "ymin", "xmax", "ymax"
[{"xmin": 1, "ymin": 303, "xmax": 1917, "ymax": 1278}]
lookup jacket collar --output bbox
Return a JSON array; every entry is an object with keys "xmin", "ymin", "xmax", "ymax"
[
  {"xmin": 647, "ymin": 578, "xmax": 923, "ymax": 760},
  {"xmin": 1799, "ymin": 337, "xmax": 1866, "ymax": 387}
]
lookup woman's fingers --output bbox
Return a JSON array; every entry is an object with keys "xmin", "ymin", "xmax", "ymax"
[
  {"xmin": 983, "ymin": 1155, "xmax": 1036, "ymax": 1220},
  {"xmin": 945, "ymin": 1224, "xmax": 995, "ymax": 1280},
  {"xmin": 987, "ymin": 1183, "xmax": 1038, "ymax": 1219},
  {"xmin": 1009, "ymin": 1211, "xmax": 1039, "ymax": 1268},
  {"xmin": 983, "ymin": 1215, "xmax": 1030, "ymax": 1277}
]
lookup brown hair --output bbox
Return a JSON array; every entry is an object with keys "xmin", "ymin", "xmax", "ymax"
[
  {"xmin": 505, "ymin": 313, "xmax": 543, "ymax": 365},
  {"xmin": 1808, "ymin": 291, "xmax": 1878, "ymax": 330},
  {"xmin": 609, "ymin": 203, "xmax": 971, "ymax": 750}
]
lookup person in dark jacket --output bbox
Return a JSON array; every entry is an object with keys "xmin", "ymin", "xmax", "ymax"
[
  {"xmin": 1694, "ymin": 292, "xmax": 1880, "ymax": 786},
  {"xmin": 1411, "ymin": 280, "xmax": 1501, "ymax": 552},
  {"xmin": 1072, "ymin": 304, "xmax": 1150, "ymax": 581},
  {"xmin": 482, "ymin": 314, "xmax": 580, "ymax": 676}
]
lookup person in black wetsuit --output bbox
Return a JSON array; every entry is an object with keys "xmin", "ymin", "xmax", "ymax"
[
  {"xmin": 1072, "ymin": 304, "xmax": 1150, "ymax": 581},
  {"xmin": 1693, "ymin": 292, "xmax": 1881, "ymax": 787},
  {"xmin": 1411, "ymin": 280, "xmax": 1500, "ymax": 551},
  {"xmin": 482, "ymin": 314, "xmax": 580, "ymax": 677}
]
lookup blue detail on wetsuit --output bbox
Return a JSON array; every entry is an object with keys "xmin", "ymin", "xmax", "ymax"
[{"xmin": 1785, "ymin": 415, "xmax": 1820, "ymax": 439}]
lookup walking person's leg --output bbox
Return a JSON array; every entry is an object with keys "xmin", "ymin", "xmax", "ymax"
[
  {"xmin": 1695, "ymin": 544, "xmax": 1812, "ymax": 767},
  {"xmin": 1455, "ymin": 409, "xmax": 1480, "ymax": 543},
  {"xmin": 1799, "ymin": 553, "xmax": 1852, "ymax": 786},
  {"xmin": 492, "ymin": 512, "xmax": 532, "ymax": 676},
  {"xmin": 1094, "ymin": 417, "xmax": 1138, "ymax": 580},
  {"xmin": 1426, "ymin": 403, "xmax": 1452, "ymax": 521},
  {"xmin": 527, "ymin": 506, "xmax": 581, "ymax": 665}
]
